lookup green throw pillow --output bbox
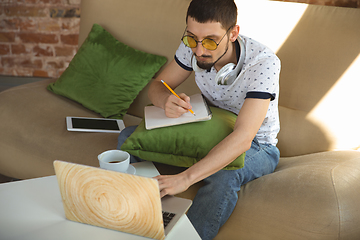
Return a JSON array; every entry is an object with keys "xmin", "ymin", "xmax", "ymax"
[
  {"xmin": 121, "ymin": 107, "xmax": 245, "ymax": 170},
  {"xmin": 47, "ymin": 24, "xmax": 167, "ymax": 119}
]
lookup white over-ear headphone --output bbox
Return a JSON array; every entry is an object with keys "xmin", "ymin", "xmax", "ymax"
[{"xmin": 192, "ymin": 36, "xmax": 245, "ymax": 85}]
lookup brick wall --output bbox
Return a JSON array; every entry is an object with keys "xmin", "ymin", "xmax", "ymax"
[
  {"xmin": 0, "ymin": 0, "xmax": 359, "ymax": 79},
  {"xmin": 0, "ymin": 0, "xmax": 81, "ymax": 78}
]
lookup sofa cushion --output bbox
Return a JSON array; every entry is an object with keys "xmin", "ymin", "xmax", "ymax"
[
  {"xmin": 121, "ymin": 107, "xmax": 245, "ymax": 170},
  {"xmin": 47, "ymin": 24, "xmax": 167, "ymax": 119}
]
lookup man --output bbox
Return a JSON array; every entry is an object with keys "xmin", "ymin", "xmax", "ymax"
[{"xmin": 118, "ymin": 0, "xmax": 280, "ymax": 239}]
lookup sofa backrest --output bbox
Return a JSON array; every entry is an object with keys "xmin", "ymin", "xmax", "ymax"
[
  {"xmin": 237, "ymin": 1, "xmax": 360, "ymax": 157},
  {"xmin": 79, "ymin": 0, "xmax": 360, "ymax": 157}
]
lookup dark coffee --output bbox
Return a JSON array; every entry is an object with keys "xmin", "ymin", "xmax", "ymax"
[{"xmin": 109, "ymin": 160, "xmax": 122, "ymax": 163}]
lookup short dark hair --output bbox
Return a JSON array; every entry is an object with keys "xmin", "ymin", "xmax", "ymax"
[{"xmin": 186, "ymin": 0, "xmax": 237, "ymax": 30}]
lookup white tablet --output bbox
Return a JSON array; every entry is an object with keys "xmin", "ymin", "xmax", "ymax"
[{"xmin": 66, "ymin": 117, "xmax": 125, "ymax": 133}]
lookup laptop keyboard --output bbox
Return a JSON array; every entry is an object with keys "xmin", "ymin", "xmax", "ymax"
[{"xmin": 162, "ymin": 211, "xmax": 176, "ymax": 228}]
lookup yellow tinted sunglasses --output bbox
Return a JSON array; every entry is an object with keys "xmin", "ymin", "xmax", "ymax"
[{"xmin": 181, "ymin": 27, "xmax": 231, "ymax": 51}]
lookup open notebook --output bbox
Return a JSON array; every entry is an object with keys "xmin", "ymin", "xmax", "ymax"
[
  {"xmin": 145, "ymin": 93, "xmax": 212, "ymax": 130},
  {"xmin": 53, "ymin": 160, "xmax": 192, "ymax": 240}
]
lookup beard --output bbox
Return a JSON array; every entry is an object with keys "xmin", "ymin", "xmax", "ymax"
[
  {"xmin": 196, "ymin": 56, "xmax": 214, "ymax": 70},
  {"xmin": 195, "ymin": 42, "xmax": 229, "ymax": 71}
]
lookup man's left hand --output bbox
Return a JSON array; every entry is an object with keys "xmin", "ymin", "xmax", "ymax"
[{"xmin": 154, "ymin": 172, "xmax": 191, "ymax": 197}]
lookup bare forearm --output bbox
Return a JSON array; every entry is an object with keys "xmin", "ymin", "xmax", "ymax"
[
  {"xmin": 184, "ymin": 99, "xmax": 270, "ymax": 185},
  {"xmin": 148, "ymin": 59, "xmax": 191, "ymax": 109},
  {"xmin": 148, "ymin": 80, "xmax": 171, "ymax": 109}
]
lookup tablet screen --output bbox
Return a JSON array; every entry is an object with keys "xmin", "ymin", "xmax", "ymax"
[{"xmin": 71, "ymin": 118, "xmax": 120, "ymax": 131}]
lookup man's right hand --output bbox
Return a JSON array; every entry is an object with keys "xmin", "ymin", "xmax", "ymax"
[
  {"xmin": 148, "ymin": 59, "xmax": 192, "ymax": 116},
  {"xmin": 164, "ymin": 93, "xmax": 192, "ymax": 118}
]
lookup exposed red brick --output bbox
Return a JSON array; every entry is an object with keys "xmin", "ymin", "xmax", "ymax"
[
  {"xmin": 67, "ymin": 0, "xmax": 81, "ymax": 5},
  {"xmin": 1, "ymin": 18, "xmax": 38, "ymax": 32},
  {"xmin": 46, "ymin": 60, "xmax": 65, "ymax": 69},
  {"xmin": 20, "ymin": 59, "xmax": 43, "ymax": 68},
  {"xmin": 46, "ymin": 70, "xmax": 59, "ymax": 78},
  {"xmin": 50, "ymin": 8, "xmax": 80, "ymax": 18},
  {"xmin": 38, "ymin": 19, "xmax": 61, "ymax": 32},
  {"xmin": 0, "ymin": 19, "xmax": 19, "ymax": 31},
  {"xmin": 17, "ymin": 33, "xmax": 58, "ymax": 44},
  {"xmin": 33, "ymin": 69, "xmax": 49, "ymax": 77},
  {"xmin": 55, "ymin": 45, "xmax": 76, "ymax": 56},
  {"xmin": 0, "ymin": 44, "xmax": 10, "ymax": 55},
  {"xmin": 10, "ymin": 68, "xmax": 33, "ymax": 76},
  {"xmin": 4, "ymin": 6, "xmax": 47, "ymax": 17},
  {"xmin": 1, "ymin": 0, "xmax": 82, "ymax": 79},
  {"xmin": 0, "ymin": 32, "xmax": 16, "ymax": 43},
  {"xmin": 19, "ymin": 18, "xmax": 38, "ymax": 32},
  {"xmin": 33, "ymin": 45, "xmax": 53, "ymax": 57},
  {"xmin": 61, "ymin": 19, "xmax": 80, "ymax": 32},
  {"xmin": 1, "ymin": 57, "xmax": 15, "ymax": 67},
  {"xmin": 24, "ymin": 0, "xmax": 39, "ymax": 3},
  {"xmin": 57, "ymin": 69, "xmax": 65, "ymax": 76},
  {"xmin": 63, "ymin": 58, "xmax": 72, "ymax": 68},
  {"xmin": 45, "ymin": 0, "xmax": 63, "ymax": 4},
  {"xmin": 60, "ymin": 34, "xmax": 79, "ymax": 45},
  {"xmin": 11, "ymin": 44, "xmax": 30, "ymax": 55},
  {"xmin": 1, "ymin": 57, "xmax": 42, "ymax": 68}
]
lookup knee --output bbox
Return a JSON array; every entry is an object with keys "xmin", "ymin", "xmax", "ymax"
[
  {"xmin": 117, "ymin": 125, "xmax": 138, "ymax": 150},
  {"xmin": 204, "ymin": 170, "xmax": 241, "ymax": 193}
]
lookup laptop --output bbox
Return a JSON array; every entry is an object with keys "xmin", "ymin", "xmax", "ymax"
[{"xmin": 53, "ymin": 160, "xmax": 192, "ymax": 240}]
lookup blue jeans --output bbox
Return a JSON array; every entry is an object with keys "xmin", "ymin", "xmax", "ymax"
[{"xmin": 117, "ymin": 126, "xmax": 280, "ymax": 240}]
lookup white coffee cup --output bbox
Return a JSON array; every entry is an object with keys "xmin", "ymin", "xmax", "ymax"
[{"xmin": 98, "ymin": 150, "xmax": 130, "ymax": 173}]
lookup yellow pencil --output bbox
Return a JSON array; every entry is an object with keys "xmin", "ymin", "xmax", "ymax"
[{"xmin": 161, "ymin": 80, "xmax": 195, "ymax": 115}]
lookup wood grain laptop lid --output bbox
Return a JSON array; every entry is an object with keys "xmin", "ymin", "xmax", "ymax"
[{"xmin": 54, "ymin": 160, "xmax": 165, "ymax": 240}]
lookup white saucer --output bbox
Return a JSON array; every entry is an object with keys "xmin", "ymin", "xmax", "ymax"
[{"xmin": 126, "ymin": 165, "xmax": 136, "ymax": 175}]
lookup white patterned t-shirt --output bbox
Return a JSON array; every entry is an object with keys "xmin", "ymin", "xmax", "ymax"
[{"xmin": 175, "ymin": 34, "xmax": 281, "ymax": 146}]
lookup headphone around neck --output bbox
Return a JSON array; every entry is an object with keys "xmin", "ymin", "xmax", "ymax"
[{"xmin": 191, "ymin": 36, "xmax": 245, "ymax": 85}]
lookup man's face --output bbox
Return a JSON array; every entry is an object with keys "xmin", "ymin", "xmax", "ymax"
[{"xmin": 185, "ymin": 17, "xmax": 230, "ymax": 70}]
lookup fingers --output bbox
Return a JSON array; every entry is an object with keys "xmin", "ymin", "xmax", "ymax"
[
  {"xmin": 155, "ymin": 175, "xmax": 178, "ymax": 198},
  {"xmin": 178, "ymin": 93, "xmax": 191, "ymax": 105},
  {"xmin": 154, "ymin": 174, "xmax": 190, "ymax": 198},
  {"xmin": 154, "ymin": 175, "xmax": 169, "ymax": 198},
  {"xmin": 160, "ymin": 189, "xmax": 168, "ymax": 198},
  {"xmin": 165, "ymin": 94, "xmax": 192, "ymax": 118}
]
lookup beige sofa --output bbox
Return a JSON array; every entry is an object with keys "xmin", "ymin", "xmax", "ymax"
[{"xmin": 1, "ymin": 0, "xmax": 360, "ymax": 239}]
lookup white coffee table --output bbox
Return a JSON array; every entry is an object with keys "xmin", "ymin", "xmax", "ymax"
[{"xmin": 0, "ymin": 161, "xmax": 200, "ymax": 240}]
